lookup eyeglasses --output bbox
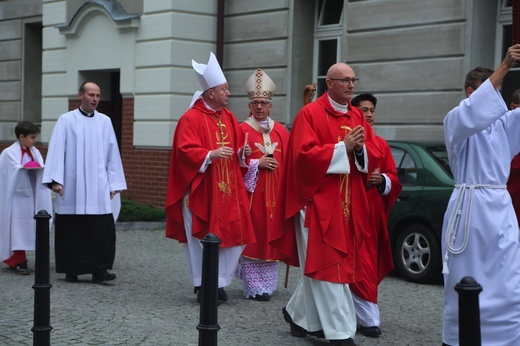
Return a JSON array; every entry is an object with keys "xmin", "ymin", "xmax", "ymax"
[
  {"xmin": 329, "ymin": 78, "xmax": 359, "ymax": 85},
  {"xmin": 250, "ymin": 101, "xmax": 271, "ymax": 106}
]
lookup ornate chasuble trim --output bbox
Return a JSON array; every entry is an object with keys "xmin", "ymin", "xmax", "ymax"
[
  {"xmin": 244, "ymin": 118, "xmax": 279, "ymax": 220},
  {"xmin": 337, "ymin": 118, "xmax": 354, "ymax": 222},
  {"xmin": 245, "ymin": 117, "xmax": 276, "ymax": 155},
  {"xmin": 203, "ymin": 112, "xmax": 233, "ymax": 198}
]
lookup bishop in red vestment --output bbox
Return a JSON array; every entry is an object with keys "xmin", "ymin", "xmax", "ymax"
[
  {"xmin": 165, "ymin": 98, "xmax": 255, "ymax": 247},
  {"xmin": 235, "ymin": 68, "xmax": 290, "ymax": 301},
  {"xmin": 165, "ymin": 52, "xmax": 255, "ymax": 302}
]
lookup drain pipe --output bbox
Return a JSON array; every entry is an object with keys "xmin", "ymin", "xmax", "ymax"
[{"xmin": 216, "ymin": 0, "xmax": 225, "ymax": 64}]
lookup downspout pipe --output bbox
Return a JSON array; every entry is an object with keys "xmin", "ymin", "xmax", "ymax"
[{"xmin": 216, "ymin": 0, "xmax": 225, "ymax": 65}]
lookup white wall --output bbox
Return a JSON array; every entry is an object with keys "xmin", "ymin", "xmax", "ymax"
[{"xmin": 133, "ymin": 1, "xmax": 218, "ymax": 147}]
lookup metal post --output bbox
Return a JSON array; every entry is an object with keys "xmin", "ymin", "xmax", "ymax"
[
  {"xmin": 32, "ymin": 210, "xmax": 53, "ymax": 346},
  {"xmin": 454, "ymin": 276, "xmax": 482, "ymax": 346},
  {"xmin": 197, "ymin": 233, "xmax": 221, "ymax": 346}
]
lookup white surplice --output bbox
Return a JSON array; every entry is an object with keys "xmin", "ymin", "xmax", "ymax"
[
  {"xmin": 442, "ymin": 79, "xmax": 520, "ymax": 346},
  {"xmin": 0, "ymin": 142, "xmax": 53, "ymax": 261},
  {"xmin": 42, "ymin": 109, "xmax": 127, "ymax": 215}
]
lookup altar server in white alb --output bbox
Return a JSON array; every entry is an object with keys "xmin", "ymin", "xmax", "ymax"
[
  {"xmin": 442, "ymin": 44, "xmax": 520, "ymax": 346},
  {"xmin": 43, "ymin": 81, "xmax": 127, "ymax": 284},
  {"xmin": 0, "ymin": 121, "xmax": 53, "ymax": 275}
]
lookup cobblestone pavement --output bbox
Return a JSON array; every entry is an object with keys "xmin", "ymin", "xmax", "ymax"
[{"xmin": 0, "ymin": 228, "xmax": 443, "ymax": 345}]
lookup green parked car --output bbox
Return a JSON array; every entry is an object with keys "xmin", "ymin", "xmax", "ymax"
[{"xmin": 387, "ymin": 140, "xmax": 454, "ymax": 284}]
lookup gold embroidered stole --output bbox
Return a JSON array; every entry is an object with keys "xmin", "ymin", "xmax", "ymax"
[
  {"xmin": 338, "ymin": 122, "xmax": 353, "ymax": 222},
  {"xmin": 245, "ymin": 117, "xmax": 277, "ymax": 219},
  {"xmin": 204, "ymin": 112, "xmax": 233, "ymax": 198}
]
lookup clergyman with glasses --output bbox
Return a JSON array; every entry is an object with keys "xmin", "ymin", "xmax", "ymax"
[
  {"xmin": 270, "ymin": 62, "xmax": 382, "ymax": 346},
  {"xmin": 235, "ymin": 68, "xmax": 290, "ymax": 302}
]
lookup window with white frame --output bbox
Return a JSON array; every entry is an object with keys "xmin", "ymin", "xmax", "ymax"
[
  {"xmin": 314, "ymin": 0, "xmax": 345, "ymax": 96},
  {"xmin": 497, "ymin": 0, "xmax": 520, "ymax": 107}
]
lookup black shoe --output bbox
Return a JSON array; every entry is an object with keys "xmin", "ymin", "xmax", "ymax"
[
  {"xmin": 308, "ymin": 329, "xmax": 325, "ymax": 339},
  {"xmin": 65, "ymin": 274, "xmax": 78, "ymax": 282},
  {"xmin": 330, "ymin": 338, "xmax": 357, "ymax": 346},
  {"xmin": 92, "ymin": 270, "xmax": 116, "ymax": 283},
  {"xmin": 218, "ymin": 287, "xmax": 228, "ymax": 302},
  {"xmin": 249, "ymin": 293, "xmax": 270, "ymax": 301},
  {"xmin": 282, "ymin": 307, "xmax": 307, "ymax": 338},
  {"xmin": 358, "ymin": 326, "xmax": 381, "ymax": 337},
  {"xmin": 11, "ymin": 262, "xmax": 30, "ymax": 275},
  {"xmin": 196, "ymin": 287, "xmax": 223, "ymax": 305},
  {"xmin": 194, "ymin": 286, "xmax": 201, "ymax": 302}
]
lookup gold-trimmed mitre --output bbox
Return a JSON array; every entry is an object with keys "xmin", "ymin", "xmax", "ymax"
[{"xmin": 245, "ymin": 68, "xmax": 276, "ymax": 99}]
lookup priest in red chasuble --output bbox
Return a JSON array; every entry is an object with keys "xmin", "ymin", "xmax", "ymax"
[
  {"xmin": 236, "ymin": 69, "xmax": 290, "ymax": 301},
  {"xmin": 165, "ymin": 52, "xmax": 255, "ymax": 302},
  {"xmin": 270, "ymin": 63, "xmax": 383, "ymax": 345},
  {"xmin": 349, "ymin": 93, "xmax": 401, "ymax": 338}
]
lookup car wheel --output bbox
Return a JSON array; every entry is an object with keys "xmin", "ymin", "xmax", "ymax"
[{"xmin": 394, "ymin": 224, "xmax": 441, "ymax": 284}]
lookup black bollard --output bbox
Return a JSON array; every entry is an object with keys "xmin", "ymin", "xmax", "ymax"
[
  {"xmin": 32, "ymin": 210, "xmax": 53, "ymax": 346},
  {"xmin": 197, "ymin": 233, "xmax": 221, "ymax": 346},
  {"xmin": 454, "ymin": 276, "xmax": 482, "ymax": 346}
]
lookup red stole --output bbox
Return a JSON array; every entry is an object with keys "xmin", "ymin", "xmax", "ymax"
[{"xmin": 21, "ymin": 147, "xmax": 34, "ymax": 162}]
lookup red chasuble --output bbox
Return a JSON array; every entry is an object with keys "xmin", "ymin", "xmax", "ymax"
[
  {"xmin": 165, "ymin": 99, "xmax": 255, "ymax": 248},
  {"xmin": 270, "ymin": 92, "xmax": 383, "ymax": 284},
  {"xmin": 508, "ymin": 154, "xmax": 520, "ymax": 225},
  {"xmin": 350, "ymin": 135, "xmax": 401, "ymax": 302},
  {"xmin": 240, "ymin": 119, "xmax": 289, "ymax": 260}
]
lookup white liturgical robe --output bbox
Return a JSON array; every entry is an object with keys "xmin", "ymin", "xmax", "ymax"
[
  {"xmin": 0, "ymin": 142, "xmax": 53, "ymax": 261},
  {"xmin": 442, "ymin": 79, "xmax": 520, "ymax": 346},
  {"xmin": 42, "ymin": 109, "xmax": 126, "ymax": 215}
]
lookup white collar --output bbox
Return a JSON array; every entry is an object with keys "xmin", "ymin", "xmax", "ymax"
[
  {"xmin": 253, "ymin": 117, "xmax": 270, "ymax": 129},
  {"xmin": 203, "ymin": 99, "xmax": 217, "ymax": 112},
  {"xmin": 79, "ymin": 107, "xmax": 94, "ymax": 117},
  {"xmin": 328, "ymin": 94, "xmax": 348, "ymax": 114}
]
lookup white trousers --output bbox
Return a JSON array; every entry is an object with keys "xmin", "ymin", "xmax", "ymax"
[
  {"xmin": 352, "ymin": 293, "xmax": 380, "ymax": 327},
  {"xmin": 285, "ymin": 209, "xmax": 357, "ymax": 340},
  {"xmin": 182, "ymin": 194, "xmax": 244, "ymax": 288}
]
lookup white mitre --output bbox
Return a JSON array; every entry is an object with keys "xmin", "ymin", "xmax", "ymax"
[
  {"xmin": 244, "ymin": 68, "xmax": 276, "ymax": 99},
  {"xmin": 189, "ymin": 52, "xmax": 227, "ymax": 108}
]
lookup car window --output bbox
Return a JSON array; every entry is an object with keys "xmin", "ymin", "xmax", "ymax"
[
  {"xmin": 391, "ymin": 147, "xmax": 417, "ymax": 185},
  {"xmin": 427, "ymin": 145, "xmax": 452, "ymax": 177}
]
